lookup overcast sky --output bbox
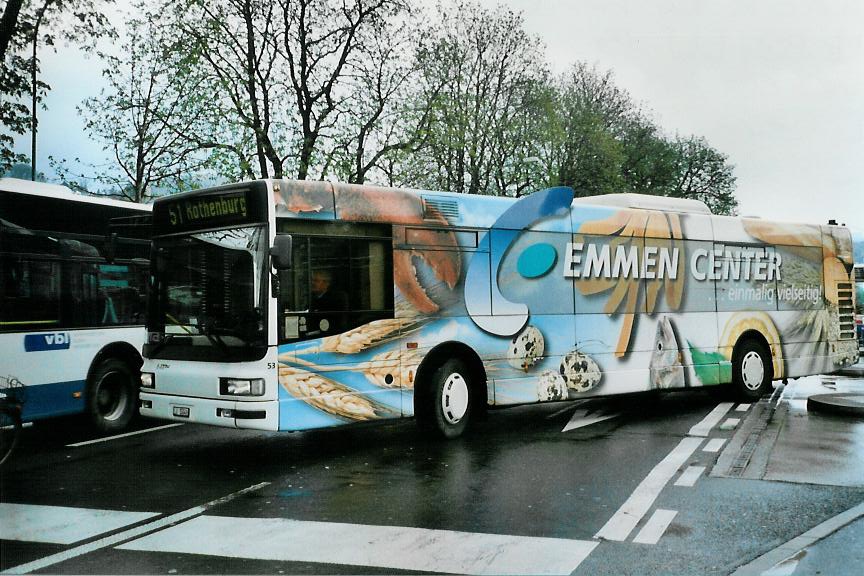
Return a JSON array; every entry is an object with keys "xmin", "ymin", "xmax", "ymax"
[
  {"xmin": 14, "ymin": 0, "xmax": 864, "ymax": 232},
  {"xmin": 479, "ymin": 0, "xmax": 863, "ymax": 230}
]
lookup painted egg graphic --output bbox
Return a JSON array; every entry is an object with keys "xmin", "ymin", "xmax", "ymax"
[
  {"xmin": 507, "ymin": 325, "xmax": 545, "ymax": 370},
  {"xmin": 537, "ymin": 370, "xmax": 567, "ymax": 401},
  {"xmin": 560, "ymin": 350, "xmax": 602, "ymax": 393}
]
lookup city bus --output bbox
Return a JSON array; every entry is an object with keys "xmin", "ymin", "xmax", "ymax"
[
  {"xmin": 0, "ymin": 178, "xmax": 151, "ymax": 432},
  {"xmin": 139, "ymin": 180, "xmax": 858, "ymax": 438}
]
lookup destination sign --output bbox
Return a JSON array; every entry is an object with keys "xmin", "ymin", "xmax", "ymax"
[
  {"xmin": 153, "ymin": 186, "xmax": 267, "ymax": 234},
  {"xmin": 167, "ymin": 192, "xmax": 247, "ymax": 226}
]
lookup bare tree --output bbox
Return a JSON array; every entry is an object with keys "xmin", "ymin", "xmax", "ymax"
[
  {"xmin": 325, "ymin": 10, "xmax": 440, "ymax": 184},
  {"xmin": 66, "ymin": 6, "xmax": 216, "ymax": 201},
  {"xmin": 163, "ymin": 0, "xmax": 289, "ymax": 179},
  {"xmin": 279, "ymin": 0, "xmax": 404, "ymax": 180},
  {"xmin": 407, "ymin": 1, "xmax": 547, "ymax": 196}
]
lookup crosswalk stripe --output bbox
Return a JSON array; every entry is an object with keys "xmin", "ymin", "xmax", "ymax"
[
  {"xmin": 1, "ymin": 483, "xmax": 270, "ymax": 575},
  {"xmin": 674, "ymin": 465, "xmax": 706, "ymax": 487},
  {"xmin": 595, "ymin": 436, "xmax": 703, "ymax": 542},
  {"xmin": 703, "ymin": 438, "xmax": 727, "ymax": 453},
  {"xmin": 119, "ymin": 516, "xmax": 598, "ymax": 576},
  {"xmin": 689, "ymin": 403, "xmax": 734, "ymax": 437},
  {"xmin": 0, "ymin": 503, "xmax": 159, "ymax": 544},
  {"xmin": 633, "ymin": 509, "xmax": 678, "ymax": 545}
]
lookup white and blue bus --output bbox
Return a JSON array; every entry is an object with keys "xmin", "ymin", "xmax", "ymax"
[
  {"xmin": 140, "ymin": 180, "xmax": 858, "ymax": 438},
  {"xmin": 0, "ymin": 178, "xmax": 150, "ymax": 432}
]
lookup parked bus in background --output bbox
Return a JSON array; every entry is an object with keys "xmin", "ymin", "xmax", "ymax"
[
  {"xmin": 0, "ymin": 178, "xmax": 151, "ymax": 432},
  {"xmin": 139, "ymin": 180, "xmax": 858, "ymax": 438}
]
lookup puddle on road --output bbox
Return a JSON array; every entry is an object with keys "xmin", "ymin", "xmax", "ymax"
[{"xmin": 763, "ymin": 373, "xmax": 864, "ymax": 487}]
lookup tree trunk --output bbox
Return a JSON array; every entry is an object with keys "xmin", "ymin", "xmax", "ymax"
[{"xmin": 0, "ymin": 0, "xmax": 24, "ymax": 62}]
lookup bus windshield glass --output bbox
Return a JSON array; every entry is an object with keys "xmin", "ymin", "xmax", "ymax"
[{"xmin": 148, "ymin": 226, "xmax": 268, "ymax": 360}]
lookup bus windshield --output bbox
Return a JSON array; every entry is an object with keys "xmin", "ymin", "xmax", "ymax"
[{"xmin": 148, "ymin": 225, "xmax": 268, "ymax": 360}]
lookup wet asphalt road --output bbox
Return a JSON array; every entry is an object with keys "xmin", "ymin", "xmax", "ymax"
[{"xmin": 2, "ymin": 383, "xmax": 863, "ymax": 575}]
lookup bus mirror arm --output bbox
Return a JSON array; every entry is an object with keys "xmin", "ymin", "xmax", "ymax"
[{"xmin": 270, "ymin": 235, "xmax": 293, "ymax": 270}]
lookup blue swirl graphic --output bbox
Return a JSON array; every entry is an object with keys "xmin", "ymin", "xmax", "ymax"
[{"xmin": 464, "ymin": 187, "xmax": 574, "ymax": 335}]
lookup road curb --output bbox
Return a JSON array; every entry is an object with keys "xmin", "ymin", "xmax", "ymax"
[
  {"xmin": 807, "ymin": 393, "xmax": 864, "ymax": 417},
  {"xmin": 729, "ymin": 501, "xmax": 864, "ymax": 576}
]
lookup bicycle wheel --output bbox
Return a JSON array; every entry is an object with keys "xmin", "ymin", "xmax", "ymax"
[{"xmin": 0, "ymin": 404, "xmax": 22, "ymax": 467}]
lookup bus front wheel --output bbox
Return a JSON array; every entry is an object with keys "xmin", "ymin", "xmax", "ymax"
[
  {"xmin": 732, "ymin": 339, "xmax": 773, "ymax": 402},
  {"xmin": 418, "ymin": 358, "xmax": 473, "ymax": 439},
  {"xmin": 87, "ymin": 359, "xmax": 138, "ymax": 433}
]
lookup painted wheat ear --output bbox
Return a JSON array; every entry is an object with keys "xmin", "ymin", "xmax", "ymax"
[
  {"xmin": 318, "ymin": 318, "xmax": 423, "ymax": 354},
  {"xmin": 278, "ymin": 364, "xmax": 394, "ymax": 421},
  {"xmin": 361, "ymin": 348, "xmax": 422, "ymax": 389}
]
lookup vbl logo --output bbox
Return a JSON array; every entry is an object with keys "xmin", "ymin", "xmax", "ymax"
[{"xmin": 24, "ymin": 332, "xmax": 72, "ymax": 352}]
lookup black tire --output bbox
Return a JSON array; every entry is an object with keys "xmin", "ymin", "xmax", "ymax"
[
  {"xmin": 0, "ymin": 404, "xmax": 22, "ymax": 467},
  {"xmin": 732, "ymin": 339, "xmax": 773, "ymax": 402},
  {"xmin": 416, "ymin": 358, "xmax": 473, "ymax": 439},
  {"xmin": 87, "ymin": 359, "xmax": 138, "ymax": 433}
]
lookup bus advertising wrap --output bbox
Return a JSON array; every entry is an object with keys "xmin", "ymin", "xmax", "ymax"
[{"xmin": 266, "ymin": 183, "xmax": 857, "ymax": 432}]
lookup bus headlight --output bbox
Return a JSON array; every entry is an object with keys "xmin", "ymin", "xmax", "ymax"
[
  {"xmin": 220, "ymin": 378, "xmax": 265, "ymax": 396},
  {"xmin": 141, "ymin": 372, "xmax": 155, "ymax": 388}
]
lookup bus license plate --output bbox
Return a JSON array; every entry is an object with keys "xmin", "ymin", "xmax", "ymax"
[{"xmin": 173, "ymin": 406, "xmax": 190, "ymax": 418}]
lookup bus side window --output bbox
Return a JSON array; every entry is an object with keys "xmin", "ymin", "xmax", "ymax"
[
  {"xmin": 0, "ymin": 255, "xmax": 61, "ymax": 329},
  {"xmin": 277, "ymin": 234, "xmax": 393, "ymax": 343}
]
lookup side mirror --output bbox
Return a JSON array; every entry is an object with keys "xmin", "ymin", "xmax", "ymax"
[{"xmin": 270, "ymin": 234, "xmax": 293, "ymax": 270}]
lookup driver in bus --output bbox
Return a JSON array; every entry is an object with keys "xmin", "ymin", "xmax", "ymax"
[{"xmin": 310, "ymin": 269, "xmax": 348, "ymax": 334}]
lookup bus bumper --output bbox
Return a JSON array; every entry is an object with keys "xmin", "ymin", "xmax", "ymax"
[{"xmin": 139, "ymin": 392, "xmax": 279, "ymax": 431}]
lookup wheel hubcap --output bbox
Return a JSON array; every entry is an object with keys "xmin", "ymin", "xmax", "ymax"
[
  {"xmin": 96, "ymin": 372, "xmax": 129, "ymax": 422},
  {"xmin": 441, "ymin": 373, "xmax": 469, "ymax": 425},
  {"xmin": 741, "ymin": 351, "xmax": 765, "ymax": 391}
]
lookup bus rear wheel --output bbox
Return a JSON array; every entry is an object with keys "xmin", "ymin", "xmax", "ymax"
[
  {"xmin": 87, "ymin": 359, "xmax": 138, "ymax": 434},
  {"xmin": 418, "ymin": 358, "xmax": 473, "ymax": 439},
  {"xmin": 732, "ymin": 339, "xmax": 773, "ymax": 402}
]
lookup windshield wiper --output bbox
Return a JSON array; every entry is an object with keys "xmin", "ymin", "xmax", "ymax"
[{"xmin": 198, "ymin": 321, "xmax": 231, "ymax": 356}]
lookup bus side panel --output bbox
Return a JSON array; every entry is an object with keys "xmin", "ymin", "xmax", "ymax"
[
  {"xmin": 18, "ymin": 380, "xmax": 85, "ymax": 420},
  {"xmin": 0, "ymin": 327, "xmax": 144, "ymax": 422}
]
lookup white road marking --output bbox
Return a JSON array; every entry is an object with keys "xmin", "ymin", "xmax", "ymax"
[
  {"xmin": 632, "ymin": 509, "xmax": 678, "ymax": 545},
  {"xmin": 0, "ymin": 503, "xmax": 159, "ymax": 544},
  {"xmin": 674, "ymin": 465, "xmax": 706, "ymax": 487},
  {"xmin": 546, "ymin": 400, "xmax": 590, "ymax": 420},
  {"xmin": 688, "ymin": 402, "xmax": 734, "ymax": 437},
  {"xmin": 66, "ymin": 423, "xmax": 184, "ymax": 447},
  {"xmin": 594, "ymin": 436, "xmax": 703, "ymax": 542},
  {"xmin": 703, "ymin": 438, "xmax": 726, "ymax": 453},
  {"xmin": 562, "ymin": 409, "xmax": 620, "ymax": 432},
  {"xmin": 720, "ymin": 417, "xmax": 741, "ymax": 430},
  {"xmin": 761, "ymin": 557, "xmax": 801, "ymax": 576},
  {"xmin": 736, "ymin": 403, "xmax": 751, "ymax": 412},
  {"xmin": 119, "ymin": 516, "xmax": 598, "ymax": 576},
  {"xmin": 1, "ymin": 483, "xmax": 270, "ymax": 575}
]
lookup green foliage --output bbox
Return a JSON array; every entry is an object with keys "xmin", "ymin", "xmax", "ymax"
[
  {"xmin": 542, "ymin": 63, "xmax": 737, "ymax": 214},
  {"xmin": 0, "ymin": 0, "xmax": 116, "ymax": 174},
  {"xmin": 69, "ymin": 2, "xmax": 216, "ymax": 201},
  {"xmin": 3, "ymin": 0, "xmax": 737, "ymax": 210},
  {"xmin": 402, "ymin": 1, "xmax": 548, "ymax": 196}
]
